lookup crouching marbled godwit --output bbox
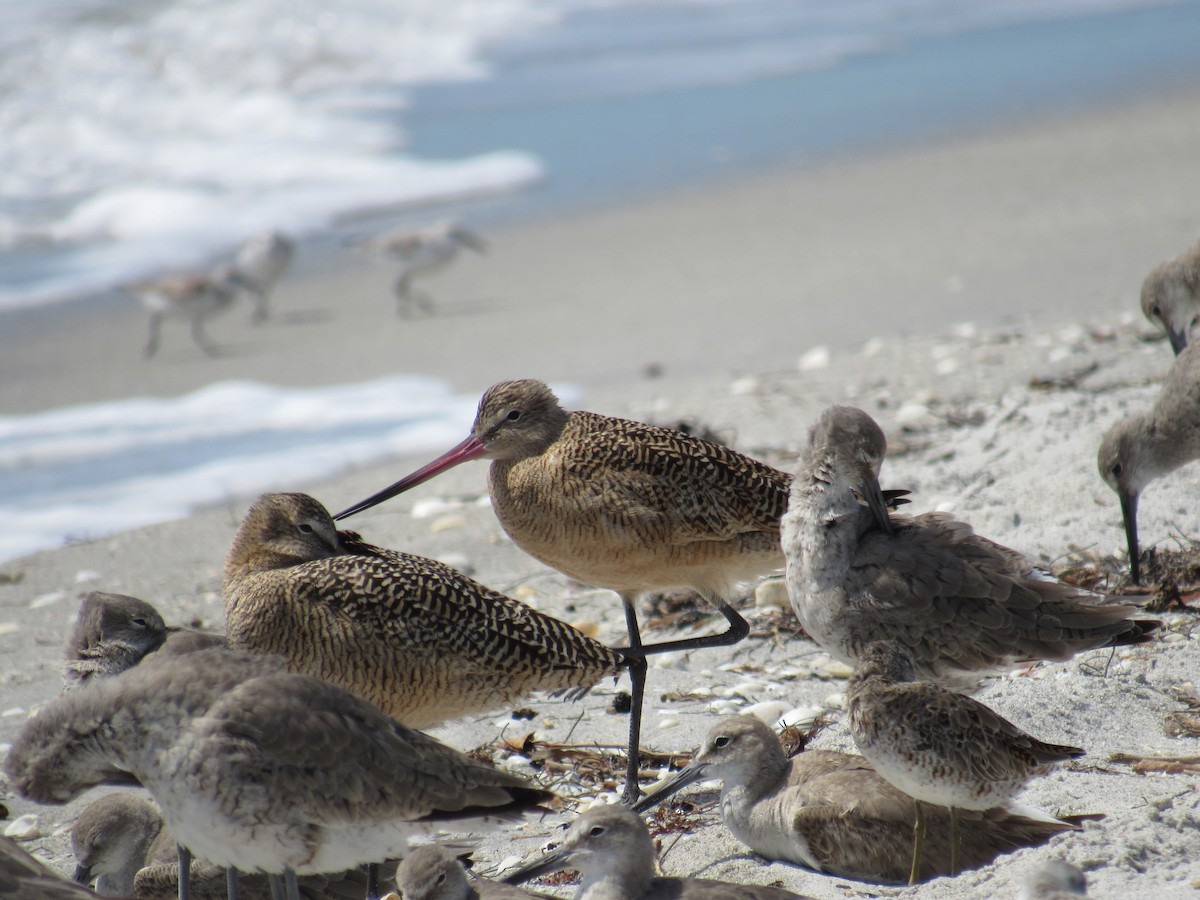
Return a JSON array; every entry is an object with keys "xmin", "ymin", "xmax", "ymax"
[
  {"xmin": 334, "ymin": 379, "xmax": 796, "ymax": 800},
  {"xmin": 1098, "ymin": 341, "xmax": 1200, "ymax": 583},
  {"xmin": 395, "ymin": 846, "xmax": 546, "ymax": 900},
  {"xmin": 356, "ymin": 222, "xmax": 486, "ymax": 316},
  {"xmin": 633, "ymin": 715, "xmax": 1083, "ymax": 885},
  {"xmin": 502, "ymin": 804, "xmax": 815, "ymax": 900},
  {"xmin": 4, "ymin": 645, "xmax": 551, "ymax": 900},
  {"xmin": 847, "ymin": 642, "xmax": 1085, "ymax": 884},
  {"xmin": 224, "ymin": 492, "xmax": 627, "ymax": 730},
  {"xmin": 126, "ymin": 265, "xmax": 242, "ymax": 358},
  {"xmin": 784, "ymin": 405, "xmax": 1159, "ymax": 688},
  {"xmin": 233, "ymin": 230, "xmax": 295, "ymax": 324},
  {"xmin": 1140, "ymin": 239, "xmax": 1200, "ymax": 355}
]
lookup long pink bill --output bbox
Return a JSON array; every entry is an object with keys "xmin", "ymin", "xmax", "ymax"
[{"xmin": 333, "ymin": 434, "xmax": 486, "ymax": 520}]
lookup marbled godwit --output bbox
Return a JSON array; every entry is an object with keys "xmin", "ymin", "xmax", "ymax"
[
  {"xmin": 126, "ymin": 265, "xmax": 241, "ymax": 358},
  {"xmin": 633, "ymin": 715, "xmax": 1081, "ymax": 885},
  {"xmin": 233, "ymin": 230, "xmax": 295, "ymax": 324},
  {"xmin": 63, "ymin": 592, "xmax": 168, "ymax": 690},
  {"xmin": 1140, "ymin": 239, "xmax": 1200, "ymax": 355},
  {"xmin": 847, "ymin": 641, "xmax": 1084, "ymax": 883},
  {"xmin": 1098, "ymin": 341, "xmax": 1200, "ymax": 583},
  {"xmin": 502, "ymin": 804, "xmax": 814, "ymax": 900},
  {"xmin": 784, "ymin": 405, "xmax": 1158, "ymax": 687},
  {"xmin": 1019, "ymin": 860, "xmax": 1088, "ymax": 899},
  {"xmin": 334, "ymin": 379, "xmax": 793, "ymax": 800},
  {"xmin": 4, "ymin": 645, "xmax": 551, "ymax": 900},
  {"xmin": 0, "ymin": 834, "xmax": 100, "ymax": 900},
  {"xmin": 224, "ymin": 492, "xmax": 626, "ymax": 730},
  {"xmin": 396, "ymin": 846, "xmax": 546, "ymax": 900},
  {"xmin": 357, "ymin": 222, "xmax": 486, "ymax": 316}
]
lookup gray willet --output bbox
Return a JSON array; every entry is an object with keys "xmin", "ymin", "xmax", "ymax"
[
  {"xmin": 223, "ymin": 492, "xmax": 627, "ymax": 730},
  {"xmin": 1018, "ymin": 860, "xmax": 1088, "ymax": 899},
  {"xmin": 0, "ymin": 834, "xmax": 101, "ymax": 900},
  {"xmin": 1140, "ymin": 239, "xmax": 1200, "ymax": 355},
  {"xmin": 395, "ymin": 846, "xmax": 546, "ymax": 900},
  {"xmin": 233, "ymin": 231, "xmax": 295, "ymax": 324},
  {"xmin": 1098, "ymin": 341, "xmax": 1200, "ymax": 583},
  {"xmin": 502, "ymin": 804, "xmax": 814, "ymax": 900},
  {"xmin": 356, "ymin": 222, "xmax": 486, "ymax": 316},
  {"xmin": 784, "ymin": 405, "xmax": 1158, "ymax": 687},
  {"xmin": 126, "ymin": 266, "xmax": 242, "ymax": 358},
  {"xmin": 847, "ymin": 641, "xmax": 1084, "ymax": 884},
  {"xmin": 4, "ymin": 645, "xmax": 551, "ymax": 900},
  {"xmin": 633, "ymin": 715, "xmax": 1082, "ymax": 885},
  {"xmin": 63, "ymin": 592, "xmax": 168, "ymax": 690},
  {"xmin": 334, "ymin": 379, "xmax": 795, "ymax": 800},
  {"xmin": 72, "ymin": 792, "xmax": 174, "ymax": 896}
]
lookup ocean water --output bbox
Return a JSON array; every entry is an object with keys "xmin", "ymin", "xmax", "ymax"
[{"xmin": 3, "ymin": 0, "xmax": 1199, "ymax": 563}]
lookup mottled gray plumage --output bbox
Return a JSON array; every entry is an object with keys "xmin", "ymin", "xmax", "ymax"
[
  {"xmin": 785, "ymin": 405, "xmax": 1157, "ymax": 687},
  {"xmin": 72, "ymin": 793, "xmax": 173, "ymax": 896},
  {"xmin": 0, "ymin": 834, "xmax": 102, "ymax": 900},
  {"xmin": 335, "ymin": 379, "xmax": 794, "ymax": 799},
  {"xmin": 1140, "ymin": 239, "xmax": 1200, "ymax": 355},
  {"xmin": 1098, "ymin": 340, "xmax": 1200, "ymax": 582},
  {"xmin": 1018, "ymin": 860, "xmax": 1088, "ymax": 899},
  {"xmin": 223, "ymin": 492, "xmax": 625, "ymax": 729},
  {"xmin": 63, "ymin": 593, "xmax": 168, "ymax": 690},
  {"xmin": 503, "ymin": 804, "xmax": 814, "ymax": 900},
  {"xmin": 633, "ymin": 715, "xmax": 1081, "ymax": 885},
  {"xmin": 396, "ymin": 846, "xmax": 545, "ymax": 900},
  {"xmin": 5, "ymin": 645, "xmax": 551, "ymax": 898},
  {"xmin": 126, "ymin": 266, "xmax": 241, "ymax": 358}
]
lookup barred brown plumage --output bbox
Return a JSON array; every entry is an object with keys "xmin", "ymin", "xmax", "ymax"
[{"xmin": 223, "ymin": 491, "xmax": 627, "ymax": 730}]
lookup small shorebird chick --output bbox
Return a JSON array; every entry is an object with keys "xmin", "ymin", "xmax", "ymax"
[
  {"xmin": 396, "ymin": 846, "xmax": 546, "ymax": 900},
  {"xmin": 0, "ymin": 834, "xmax": 100, "ymax": 900},
  {"xmin": 502, "ymin": 804, "xmax": 813, "ymax": 900},
  {"xmin": 633, "ymin": 715, "xmax": 1082, "ymax": 885},
  {"xmin": 784, "ymin": 405, "xmax": 1158, "ymax": 686},
  {"xmin": 334, "ymin": 379, "xmax": 795, "ymax": 801},
  {"xmin": 1140, "ymin": 239, "xmax": 1200, "ymax": 355},
  {"xmin": 357, "ymin": 222, "xmax": 486, "ymax": 316},
  {"xmin": 1018, "ymin": 860, "xmax": 1088, "ymax": 899},
  {"xmin": 5, "ymin": 646, "xmax": 551, "ymax": 900},
  {"xmin": 63, "ymin": 592, "xmax": 167, "ymax": 690},
  {"xmin": 233, "ymin": 230, "xmax": 295, "ymax": 324},
  {"xmin": 126, "ymin": 265, "xmax": 242, "ymax": 358},
  {"xmin": 72, "ymin": 792, "xmax": 174, "ymax": 896},
  {"xmin": 1097, "ymin": 341, "xmax": 1200, "ymax": 583},
  {"xmin": 847, "ymin": 641, "xmax": 1085, "ymax": 884},
  {"xmin": 224, "ymin": 492, "xmax": 627, "ymax": 730}
]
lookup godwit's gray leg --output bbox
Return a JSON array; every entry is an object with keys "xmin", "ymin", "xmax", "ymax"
[
  {"xmin": 284, "ymin": 868, "xmax": 299, "ymax": 900},
  {"xmin": 619, "ymin": 591, "xmax": 649, "ymax": 803},
  {"xmin": 227, "ymin": 867, "xmax": 240, "ymax": 900},
  {"xmin": 908, "ymin": 800, "xmax": 925, "ymax": 886},
  {"xmin": 269, "ymin": 874, "xmax": 286, "ymax": 900},
  {"xmin": 176, "ymin": 844, "xmax": 190, "ymax": 900}
]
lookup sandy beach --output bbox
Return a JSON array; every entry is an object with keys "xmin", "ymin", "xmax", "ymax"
[{"xmin": 2, "ymin": 85, "xmax": 1199, "ymax": 899}]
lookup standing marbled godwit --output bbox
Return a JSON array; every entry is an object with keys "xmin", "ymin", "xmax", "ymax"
[
  {"xmin": 784, "ymin": 405, "xmax": 1158, "ymax": 687},
  {"xmin": 1019, "ymin": 860, "xmax": 1088, "ymax": 899},
  {"xmin": 63, "ymin": 592, "xmax": 168, "ymax": 690},
  {"xmin": 395, "ymin": 846, "xmax": 546, "ymax": 900},
  {"xmin": 333, "ymin": 379, "xmax": 793, "ymax": 800},
  {"xmin": 223, "ymin": 492, "xmax": 627, "ymax": 730},
  {"xmin": 1140, "ymin": 239, "xmax": 1200, "ymax": 355},
  {"xmin": 5, "ymin": 645, "xmax": 551, "ymax": 900},
  {"xmin": 847, "ymin": 641, "xmax": 1084, "ymax": 884},
  {"xmin": 633, "ymin": 715, "xmax": 1082, "ymax": 885},
  {"xmin": 1098, "ymin": 341, "xmax": 1200, "ymax": 583},
  {"xmin": 233, "ymin": 230, "xmax": 295, "ymax": 324},
  {"xmin": 357, "ymin": 222, "xmax": 486, "ymax": 316},
  {"xmin": 502, "ymin": 804, "xmax": 814, "ymax": 900},
  {"xmin": 126, "ymin": 265, "xmax": 242, "ymax": 358}
]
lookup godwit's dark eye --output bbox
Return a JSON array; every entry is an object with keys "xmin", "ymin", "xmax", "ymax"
[
  {"xmin": 713, "ymin": 735, "xmax": 732, "ymax": 749},
  {"xmin": 1111, "ymin": 463, "xmax": 1122, "ymax": 477},
  {"xmin": 131, "ymin": 617, "xmax": 148, "ymax": 629},
  {"xmin": 589, "ymin": 825, "xmax": 605, "ymax": 837},
  {"xmin": 1151, "ymin": 305, "xmax": 1161, "ymax": 318},
  {"xmin": 506, "ymin": 409, "xmax": 521, "ymax": 422},
  {"xmin": 297, "ymin": 523, "xmax": 314, "ymax": 535},
  {"xmin": 436, "ymin": 873, "xmax": 446, "ymax": 885}
]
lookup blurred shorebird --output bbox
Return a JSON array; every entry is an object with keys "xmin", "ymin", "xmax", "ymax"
[
  {"xmin": 502, "ymin": 804, "xmax": 814, "ymax": 900},
  {"xmin": 783, "ymin": 405, "xmax": 1158, "ymax": 688},
  {"xmin": 233, "ymin": 230, "xmax": 295, "ymax": 324},
  {"xmin": 847, "ymin": 641, "xmax": 1085, "ymax": 883},
  {"xmin": 5, "ymin": 645, "xmax": 551, "ymax": 900},
  {"xmin": 357, "ymin": 221, "xmax": 486, "ymax": 316},
  {"xmin": 395, "ymin": 846, "xmax": 546, "ymax": 900},
  {"xmin": 126, "ymin": 265, "xmax": 243, "ymax": 358},
  {"xmin": 1140, "ymin": 239, "xmax": 1200, "ymax": 355},
  {"xmin": 223, "ymin": 492, "xmax": 627, "ymax": 730},
  {"xmin": 333, "ymin": 379, "xmax": 797, "ymax": 801},
  {"xmin": 633, "ymin": 715, "xmax": 1083, "ymax": 885},
  {"xmin": 1098, "ymin": 341, "xmax": 1200, "ymax": 583},
  {"xmin": 1018, "ymin": 860, "xmax": 1088, "ymax": 899}
]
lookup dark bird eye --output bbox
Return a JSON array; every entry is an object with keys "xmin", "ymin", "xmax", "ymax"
[
  {"xmin": 589, "ymin": 825, "xmax": 605, "ymax": 837},
  {"xmin": 506, "ymin": 409, "xmax": 521, "ymax": 422},
  {"xmin": 297, "ymin": 523, "xmax": 314, "ymax": 535},
  {"xmin": 1151, "ymin": 305, "xmax": 1161, "ymax": 318},
  {"xmin": 1111, "ymin": 463, "xmax": 1122, "ymax": 477},
  {"xmin": 130, "ymin": 617, "xmax": 148, "ymax": 629},
  {"xmin": 436, "ymin": 873, "xmax": 446, "ymax": 885},
  {"xmin": 713, "ymin": 735, "xmax": 731, "ymax": 749}
]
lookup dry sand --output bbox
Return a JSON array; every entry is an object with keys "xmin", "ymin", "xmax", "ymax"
[{"xmin": 1, "ymin": 88, "xmax": 1199, "ymax": 898}]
